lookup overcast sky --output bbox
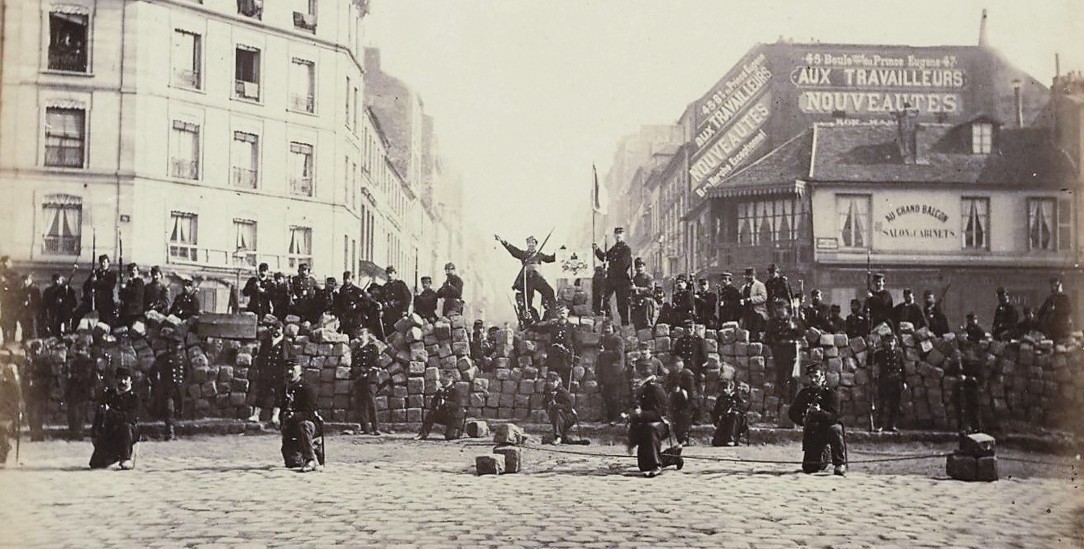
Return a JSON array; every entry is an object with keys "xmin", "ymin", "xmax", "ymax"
[{"xmin": 365, "ymin": 0, "xmax": 1082, "ymax": 252}]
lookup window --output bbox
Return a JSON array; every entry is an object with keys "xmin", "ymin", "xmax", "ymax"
[
  {"xmin": 1028, "ymin": 197, "xmax": 1073, "ymax": 251},
  {"xmin": 293, "ymin": 0, "xmax": 317, "ymax": 31},
  {"xmin": 44, "ymin": 107, "xmax": 85, "ymax": 168},
  {"xmin": 238, "ymin": 0, "xmax": 263, "ymax": 19},
  {"xmin": 961, "ymin": 197, "xmax": 989, "ymax": 250},
  {"xmin": 170, "ymin": 120, "xmax": 200, "ymax": 179},
  {"xmin": 233, "ymin": 219, "xmax": 257, "ymax": 267},
  {"xmin": 972, "ymin": 122, "xmax": 993, "ymax": 154},
  {"xmin": 289, "ymin": 142, "xmax": 314, "ymax": 196},
  {"xmin": 735, "ymin": 198, "xmax": 803, "ymax": 246},
  {"xmin": 234, "ymin": 46, "xmax": 260, "ymax": 101},
  {"xmin": 172, "ymin": 30, "xmax": 201, "ymax": 89},
  {"xmin": 231, "ymin": 132, "xmax": 259, "ymax": 188},
  {"xmin": 169, "ymin": 212, "xmax": 198, "ymax": 261},
  {"xmin": 837, "ymin": 194, "xmax": 870, "ymax": 249},
  {"xmin": 289, "ymin": 59, "xmax": 315, "ymax": 113},
  {"xmin": 42, "ymin": 194, "xmax": 82, "ymax": 255},
  {"xmin": 288, "ymin": 226, "xmax": 312, "ymax": 269},
  {"xmin": 48, "ymin": 10, "xmax": 88, "ymax": 72}
]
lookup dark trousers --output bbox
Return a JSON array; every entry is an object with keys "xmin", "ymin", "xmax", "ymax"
[
  {"xmin": 592, "ymin": 280, "xmax": 606, "ymax": 315},
  {"xmin": 801, "ymin": 423, "xmax": 846, "ymax": 473},
  {"xmin": 518, "ymin": 276, "xmax": 556, "ymax": 319},
  {"xmin": 771, "ymin": 342, "xmax": 798, "ymax": 402},
  {"xmin": 419, "ymin": 406, "xmax": 462, "ymax": 440},
  {"xmin": 631, "ymin": 305, "xmax": 653, "ymax": 331},
  {"xmin": 602, "ymin": 280, "xmax": 630, "ymax": 325},
  {"xmin": 354, "ymin": 383, "xmax": 379, "ymax": 433},
  {"xmin": 671, "ymin": 400, "xmax": 697, "ymax": 445},
  {"xmin": 281, "ymin": 419, "xmax": 318, "ymax": 467},
  {"xmin": 0, "ymin": 420, "xmax": 13, "ymax": 463},
  {"xmin": 628, "ymin": 415, "xmax": 669, "ymax": 472},
  {"xmin": 66, "ymin": 397, "xmax": 89, "ymax": 439},
  {"xmin": 958, "ymin": 382, "xmax": 982, "ymax": 434},
  {"xmin": 89, "ymin": 421, "xmax": 136, "ymax": 468},
  {"xmin": 253, "ymin": 374, "xmax": 282, "ymax": 411},
  {"xmin": 158, "ymin": 387, "xmax": 184, "ymax": 437},
  {"xmin": 599, "ymin": 381, "xmax": 625, "ymax": 422},
  {"xmin": 27, "ymin": 389, "xmax": 49, "ymax": 441},
  {"xmin": 712, "ymin": 411, "xmax": 745, "ymax": 446},
  {"xmin": 742, "ymin": 312, "xmax": 765, "ymax": 342},
  {"xmin": 548, "ymin": 407, "xmax": 576, "ymax": 439},
  {"xmin": 877, "ymin": 377, "xmax": 903, "ymax": 429}
]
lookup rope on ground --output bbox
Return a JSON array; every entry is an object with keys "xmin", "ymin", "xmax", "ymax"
[
  {"xmin": 998, "ymin": 456, "xmax": 1080, "ymax": 468},
  {"xmin": 521, "ymin": 441, "xmax": 953, "ymax": 466}
]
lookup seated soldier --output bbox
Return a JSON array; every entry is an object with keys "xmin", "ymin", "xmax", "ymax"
[
  {"xmin": 279, "ymin": 359, "xmax": 324, "ymax": 472},
  {"xmin": 626, "ymin": 358, "xmax": 682, "ymax": 477},
  {"xmin": 416, "ymin": 370, "xmax": 464, "ymax": 440},
  {"xmin": 787, "ymin": 362, "xmax": 846, "ymax": 476},
  {"xmin": 543, "ymin": 371, "xmax": 577, "ymax": 444},
  {"xmin": 711, "ymin": 380, "xmax": 750, "ymax": 447},
  {"xmin": 665, "ymin": 358, "xmax": 698, "ymax": 446},
  {"xmin": 89, "ymin": 367, "xmax": 139, "ymax": 470}
]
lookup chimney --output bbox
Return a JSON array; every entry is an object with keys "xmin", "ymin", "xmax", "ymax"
[
  {"xmin": 978, "ymin": 9, "xmax": 988, "ymax": 47},
  {"xmin": 1012, "ymin": 79, "xmax": 1023, "ymax": 127},
  {"xmin": 896, "ymin": 104, "xmax": 920, "ymax": 164}
]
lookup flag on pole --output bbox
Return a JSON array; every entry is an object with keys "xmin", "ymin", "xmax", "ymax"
[{"xmin": 592, "ymin": 164, "xmax": 607, "ymax": 215}]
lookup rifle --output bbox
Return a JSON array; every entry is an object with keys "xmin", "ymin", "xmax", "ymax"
[{"xmin": 866, "ymin": 249, "xmax": 876, "ymax": 432}]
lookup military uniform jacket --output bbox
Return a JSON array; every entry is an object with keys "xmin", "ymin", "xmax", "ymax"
[
  {"xmin": 1038, "ymin": 293, "xmax": 1072, "ymax": 336},
  {"xmin": 992, "ymin": 302, "xmax": 1019, "ymax": 339},
  {"xmin": 430, "ymin": 383, "xmax": 464, "ymax": 417},
  {"xmin": 765, "ymin": 276, "xmax": 794, "ymax": 310},
  {"xmin": 671, "ymin": 289, "xmax": 696, "ymax": 322},
  {"xmin": 845, "ymin": 313, "xmax": 870, "ymax": 338},
  {"xmin": 630, "ymin": 272, "xmax": 655, "ymax": 307},
  {"xmin": 335, "ymin": 283, "xmax": 368, "ymax": 322},
  {"xmin": 548, "ymin": 320, "xmax": 578, "ymax": 366},
  {"xmin": 290, "ymin": 275, "xmax": 317, "ymax": 304},
  {"xmin": 673, "ymin": 334, "xmax": 705, "ymax": 372},
  {"xmin": 594, "ymin": 242, "xmax": 632, "ymax": 283},
  {"xmin": 118, "ymin": 277, "xmax": 145, "ymax": 317},
  {"xmin": 383, "ymin": 280, "xmax": 412, "ymax": 316},
  {"xmin": 634, "ymin": 357, "xmax": 664, "ymax": 378},
  {"xmin": 169, "ymin": 292, "xmax": 200, "ymax": 319},
  {"xmin": 257, "ymin": 339, "xmax": 287, "ymax": 384},
  {"xmin": 502, "ymin": 241, "xmax": 555, "ymax": 288},
  {"xmin": 718, "ymin": 285, "xmax": 743, "ymax": 323},
  {"xmin": 866, "ymin": 290, "xmax": 894, "ymax": 329},
  {"xmin": 596, "ymin": 333, "xmax": 626, "ymax": 383},
  {"xmin": 788, "ymin": 386, "xmax": 840, "ymax": 428},
  {"xmin": 98, "ymin": 388, "xmax": 139, "ymax": 426},
  {"xmin": 152, "ymin": 348, "xmax": 187, "ymax": 390},
  {"xmin": 875, "ymin": 347, "xmax": 904, "ymax": 380},
  {"xmin": 43, "ymin": 283, "xmax": 78, "ymax": 321},
  {"xmin": 313, "ymin": 288, "xmax": 336, "ymax": 317},
  {"xmin": 925, "ymin": 305, "xmax": 950, "ymax": 336},
  {"xmin": 666, "ymin": 368, "xmax": 698, "ymax": 402},
  {"xmin": 270, "ymin": 282, "xmax": 292, "ymax": 317},
  {"xmin": 892, "ymin": 303, "xmax": 927, "ymax": 329},
  {"xmin": 545, "ymin": 385, "xmax": 575, "ymax": 415},
  {"xmin": 801, "ymin": 302, "xmax": 829, "ymax": 331},
  {"xmin": 280, "ymin": 379, "xmax": 318, "ymax": 424},
  {"xmin": 351, "ymin": 343, "xmax": 380, "ymax": 385},
  {"xmin": 437, "ymin": 274, "xmax": 464, "ymax": 313},
  {"xmin": 242, "ymin": 276, "xmax": 274, "ymax": 317},
  {"xmin": 414, "ymin": 289, "xmax": 438, "ymax": 319},
  {"xmin": 83, "ymin": 268, "xmax": 117, "ymax": 313},
  {"xmin": 144, "ymin": 281, "xmax": 170, "ymax": 314},
  {"xmin": 695, "ymin": 290, "xmax": 718, "ymax": 324},
  {"xmin": 826, "ymin": 314, "xmax": 846, "ymax": 334},
  {"xmin": 711, "ymin": 391, "xmax": 749, "ymax": 423}
]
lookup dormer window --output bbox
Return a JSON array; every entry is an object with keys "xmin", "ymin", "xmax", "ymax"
[{"xmin": 971, "ymin": 122, "xmax": 993, "ymax": 154}]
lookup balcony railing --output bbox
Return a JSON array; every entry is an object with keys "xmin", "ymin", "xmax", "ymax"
[
  {"xmin": 169, "ymin": 243, "xmax": 200, "ymax": 262},
  {"xmin": 165, "ymin": 245, "xmax": 298, "ymax": 272},
  {"xmin": 43, "ymin": 236, "xmax": 81, "ymax": 256},
  {"xmin": 44, "ymin": 146, "xmax": 84, "ymax": 168},
  {"xmin": 170, "ymin": 158, "xmax": 199, "ymax": 179},
  {"xmin": 234, "ymin": 80, "xmax": 260, "ymax": 101},
  {"xmin": 47, "ymin": 46, "xmax": 87, "ymax": 72},
  {"xmin": 173, "ymin": 69, "xmax": 201, "ymax": 89},
  {"xmin": 290, "ymin": 177, "xmax": 313, "ymax": 197},
  {"xmin": 290, "ymin": 93, "xmax": 314, "ymax": 113},
  {"xmin": 231, "ymin": 167, "xmax": 258, "ymax": 189}
]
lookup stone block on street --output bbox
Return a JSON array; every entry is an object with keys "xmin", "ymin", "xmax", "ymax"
[
  {"xmin": 493, "ymin": 423, "xmax": 525, "ymax": 445},
  {"xmin": 493, "ymin": 446, "xmax": 522, "ymax": 473},
  {"xmin": 475, "ymin": 455, "xmax": 503, "ymax": 475}
]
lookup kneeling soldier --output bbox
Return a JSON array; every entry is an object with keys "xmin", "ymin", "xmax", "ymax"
[
  {"xmin": 279, "ymin": 360, "xmax": 323, "ymax": 472},
  {"xmin": 416, "ymin": 370, "xmax": 464, "ymax": 440},
  {"xmin": 788, "ymin": 362, "xmax": 846, "ymax": 476},
  {"xmin": 543, "ymin": 371, "xmax": 576, "ymax": 444},
  {"xmin": 711, "ymin": 380, "xmax": 750, "ymax": 447},
  {"xmin": 89, "ymin": 367, "xmax": 139, "ymax": 470}
]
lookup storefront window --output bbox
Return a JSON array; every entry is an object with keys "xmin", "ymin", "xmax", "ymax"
[
  {"xmin": 961, "ymin": 197, "xmax": 989, "ymax": 250},
  {"xmin": 837, "ymin": 194, "xmax": 870, "ymax": 249}
]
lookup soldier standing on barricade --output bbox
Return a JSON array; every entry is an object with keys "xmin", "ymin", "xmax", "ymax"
[
  {"xmin": 381, "ymin": 266, "xmax": 412, "ymax": 335},
  {"xmin": 497, "ymin": 235, "xmax": 557, "ymax": 321},
  {"xmin": 845, "ymin": 299, "xmax": 870, "ymax": 339},
  {"xmin": 739, "ymin": 267, "xmax": 768, "ymax": 341},
  {"xmin": 290, "ymin": 264, "xmax": 318, "ymax": 322},
  {"xmin": 243, "ymin": 263, "xmax": 274, "ymax": 319},
  {"xmin": 351, "ymin": 327, "xmax": 383, "ymax": 436},
  {"xmin": 593, "ymin": 227, "xmax": 633, "ymax": 326},
  {"xmin": 312, "ymin": 277, "xmax": 338, "ymax": 323},
  {"xmin": 801, "ymin": 289, "xmax": 829, "ymax": 331},
  {"xmin": 629, "ymin": 258, "xmax": 655, "ymax": 330},
  {"xmin": 874, "ymin": 335, "xmax": 904, "ymax": 433},
  {"xmin": 695, "ymin": 278, "xmax": 718, "ymax": 329},
  {"xmin": 670, "ymin": 276, "xmax": 696, "ymax": 327},
  {"xmin": 923, "ymin": 290, "xmax": 951, "ymax": 337},
  {"xmin": 892, "ymin": 289, "xmax": 927, "ymax": 330},
  {"xmin": 717, "ymin": 272, "xmax": 743, "ymax": 326},
  {"xmin": 270, "ymin": 272, "xmax": 292, "ymax": 322},
  {"xmin": 249, "ymin": 321, "xmax": 287, "ymax": 425},
  {"xmin": 43, "ymin": 273, "xmax": 78, "ymax": 337},
  {"xmin": 545, "ymin": 306, "xmax": 579, "ymax": 387},
  {"xmin": 169, "ymin": 277, "xmax": 201, "ymax": 320},
  {"xmin": 1038, "ymin": 277, "xmax": 1072, "ymax": 342},
  {"xmin": 826, "ymin": 304, "xmax": 846, "ymax": 334},
  {"xmin": 992, "ymin": 287, "xmax": 1019, "ymax": 341},
  {"xmin": 117, "ymin": 264, "xmax": 145, "ymax": 328},
  {"xmin": 865, "ymin": 273, "xmax": 894, "ymax": 330},
  {"xmin": 596, "ymin": 319, "xmax": 626, "ymax": 425},
  {"xmin": 144, "ymin": 266, "xmax": 170, "ymax": 316},
  {"xmin": 436, "ymin": 263, "xmax": 464, "ymax": 318},
  {"xmin": 414, "ymin": 276, "xmax": 438, "ymax": 322},
  {"xmin": 764, "ymin": 264, "xmax": 794, "ymax": 319},
  {"xmin": 335, "ymin": 272, "xmax": 368, "ymax": 336},
  {"xmin": 82, "ymin": 255, "xmax": 118, "ymax": 327},
  {"xmin": 151, "ymin": 338, "xmax": 187, "ymax": 440},
  {"xmin": 15, "ymin": 274, "xmax": 42, "ymax": 340},
  {"xmin": 765, "ymin": 300, "xmax": 803, "ymax": 406}
]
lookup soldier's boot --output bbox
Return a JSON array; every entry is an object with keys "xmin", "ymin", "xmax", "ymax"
[
  {"xmin": 247, "ymin": 407, "xmax": 262, "ymax": 422},
  {"xmin": 270, "ymin": 407, "xmax": 282, "ymax": 428},
  {"xmin": 164, "ymin": 419, "xmax": 176, "ymax": 441}
]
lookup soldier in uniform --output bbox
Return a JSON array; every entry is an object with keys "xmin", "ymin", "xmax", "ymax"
[
  {"xmin": 381, "ymin": 266, "xmax": 412, "ymax": 335},
  {"xmin": 694, "ymin": 279, "xmax": 718, "ymax": 329},
  {"xmin": 826, "ymin": 304, "xmax": 846, "ymax": 334},
  {"xmin": 717, "ymin": 272, "xmax": 743, "ymax": 325},
  {"xmin": 270, "ymin": 272, "xmax": 292, "ymax": 322},
  {"xmin": 1013, "ymin": 306, "xmax": 1040, "ymax": 339},
  {"xmin": 765, "ymin": 300, "xmax": 803, "ymax": 405},
  {"xmin": 865, "ymin": 273, "xmax": 894, "ymax": 331},
  {"xmin": 82, "ymin": 254, "xmax": 118, "ymax": 326},
  {"xmin": 546, "ymin": 306, "xmax": 579, "ymax": 387},
  {"xmin": 416, "ymin": 370, "xmax": 464, "ymax": 440},
  {"xmin": 278, "ymin": 359, "xmax": 323, "ymax": 472},
  {"xmin": 436, "ymin": 263, "xmax": 464, "ymax": 318},
  {"xmin": 963, "ymin": 313, "xmax": 987, "ymax": 343},
  {"xmin": 892, "ymin": 289, "xmax": 927, "ymax": 330},
  {"xmin": 923, "ymin": 290, "xmax": 951, "ymax": 337},
  {"xmin": 629, "ymin": 258, "xmax": 655, "ymax": 331},
  {"xmin": 350, "ymin": 327, "xmax": 383, "ymax": 435},
  {"xmin": 596, "ymin": 319, "xmax": 626, "ymax": 425},
  {"xmin": 414, "ymin": 276, "xmax": 438, "ymax": 322},
  {"xmin": 672, "ymin": 318, "xmax": 705, "ymax": 409},
  {"xmin": 739, "ymin": 267, "xmax": 768, "ymax": 341},
  {"xmin": 89, "ymin": 366, "xmax": 139, "ymax": 470},
  {"xmin": 874, "ymin": 335, "xmax": 904, "ymax": 433},
  {"xmin": 242, "ymin": 263, "xmax": 274, "ymax": 320},
  {"xmin": 335, "ymin": 272, "xmax": 368, "ymax": 336},
  {"xmin": 25, "ymin": 340, "xmax": 56, "ymax": 442},
  {"xmin": 143, "ymin": 266, "xmax": 170, "ymax": 316},
  {"xmin": 991, "ymin": 287, "xmax": 1019, "ymax": 341},
  {"xmin": 711, "ymin": 379, "xmax": 750, "ymax": 447},
  {"xmin": 633, "ymin": 341, "xmax": 663, "ymax": 400},
  {"xmin": 666, "ymin": 358, "xmax": 698, "ymax": 446},
  {"xmin": 313, "ymin": 277, "xmax": 338, "ymax": 323},
  {"xmin": 845, "ymin": 299, "xmax": 869, "ymax": 339},
  {"xmin": 14, "ymin": 273, "xmax": 42, "ymax": 340},
  {"xmin": 497, "ymin": 235, "xmax": 557, "ymax": 320},
  {"xmin": 249, "ymin": 321, "xmax": 287, "ymax": 424},
  {"xmin": 669, "ymin": 276, "xmax": 696, "ymax": 327},
  {"xmin": 290, "ymin": 264, "xmax": 318, "ymax": 322},
  {"xmin": 0, "ymin": 361, "xmax": 21, "ymax": 466},
  {"xmin": 764, "ymin": 264, "xmax": 794, "ymax": 319},
  {"xmin": 950, "ymin": 340, "xmax": 985, "ymax": 434},
  {"xmin": 1038, "ymin": 277, "xmax": 1072, "ymax": 342},
  {"xmin": 0, "ymin": 256, "xmax": 18, "ymax": 343},
  {"xmin": 117, "ymin": 263, "xmax": 146, "ymax": 327},
  {"xmin": 801, "ymin": 289, "xmax": 830, "ymax": 331},
  {"xmin": 543, "ymin": 371, "xmax": 577, "ymax": 444},
  {"xmin": 151, "ymin": 338, "xmax": 187, "ymax": 440},
  {"xmin": 42, "ymin": 273, "xmax": 78, "ymax": 337},
  {"xmin": 168, "ymin": 278, "xmax": 201, "ymax": 320},
  {"xmin": 593, "ymin": 227, "xmax": 633, "ymax": 326},
  {"xmin": 65, "ymin": 335, "xmax": 96, "ymax": 439},
  {"xmin": 653, "ymin": 284, "xmax": 671, "ymax": 327},
  {"xmin": 626, "ymin": 357, "xmax": 678, "ymax": 477},
  {"xmin": 788, "ymin": 362, "xmax": 847, "ymax": 476}
]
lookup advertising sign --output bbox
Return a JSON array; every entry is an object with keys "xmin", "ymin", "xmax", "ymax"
[{"xmin": 873, "ymin": 199, "xmax": 959, "ymax": 252}]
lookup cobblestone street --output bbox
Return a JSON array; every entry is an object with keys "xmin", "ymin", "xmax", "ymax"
[{"xmin": 0, "ymin": 432, "xmax": 1081, "ymax": 548}]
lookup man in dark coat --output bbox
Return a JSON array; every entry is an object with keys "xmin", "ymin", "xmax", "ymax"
[
  {"xmin": 436, "ymin": 263, "xmax": 464, "ymax": 318},
  {"xmin": 669, "ymin": 276, "xmax": 696, "ymax": 328},
  {"xmin": 65, "ymin": 336, "xmax": 96, "ymax": 439},
  {"xmin": 764, "ymin": 264, "xmax": 794, "ymax": 319},
  {"xmin": 595, "ymin": 319, "xmax": 626, "ymax": 424},
  {"xmin": 923, "ymin": 290, "xmax": 951, "ymax": 337},
  {"xmin": 874, "ymin": 335, "xmax": 904, "ymax": 432},
  {"xmin": 546, "ymin": 307, "xmax": 579, "ymax": 387},
  {"xmin": 891, "ymin": 288, "xmax": 927, "ymax": 330},
  {"xmin": 1038, "ymin": 277, "xmax": 1072, "ymax": 342},
  {"xmin": 168, "ymin": 278, "xmax": 201, "ymax": 320},
  {"xmin": 711, "ymin": 379, "xmax": 749, "ymax": 447},
  {"xmin": 42, "ymin": 273, "xmax": 78, "ymax": 337},
  {"xmin": 826, "ymin": 304, "xmax": 846, "ymax": 334},
  {"xmin": 117, "ymin": 263, "xmax": 146, "ymax": 327},
  {"xmin": 629, "ymin": 258, "xmax": 655, "ymax": 331},
  {"xmin": 497, "ymin": 235, "xmax": 557, "ymax": 320},
  {"xmin": 666, "ymin": 358, "xmax": 698, "ymax": 446},
  {"xmin": 414, "ymin": 276, "xmax": 438, "ymax": 322},
  {"xmin": 627, "ymin": 358, "xmax": 680, "ymax": 477},
  {"xmin": 278, "ymin": 359, "xmax": 323, "ymax": 471},
  {"xmin": 25, "ymin": 341, "xmax": 56, "ymax": 441},
  {"xmin": 865, "ymin": 273, "xmax": 893, "ymax": 331},
  {"xmin": 949, "ymin": 339, "xmax": 985, "ymax": 434},
  {"xmin": 672, "ymin": 318, "xmax": 706, "ymax": 408},
  {"xmin": 801, "ymin": 289, "xmax": 830, "ymax": 331},
  {"xmin": 143, "ymin": 266, "xmax": 170, "ymax": 315},
  {"xmin": 290, "ymin": 264, "xmax": 318, "ymax": 321},
  {"xmin": 350, "ymin": 327, "xmax": 383, "ymax": 435},
  {"xmin": 543, "ymin": 371, "xmax": 577, "ymax": 444},
  {"xmin": 963, "ymin": 313, "xmax": 987, "ymax": 343},
  {"xmin": 151, "ymin": 338, "xmax": 187, "ymax": 440},
  {"xmin": 82, "ymin": 254, "xmax": 118, "ymax": 326},
  {"xmin": 312, "ymin": 277, "xmax": 338, "ymax": 323},
  {"xmin": 845, "ymin": 299, "xmax": 869, "ymax": 339},
  {"xmin": 14, "ymin": 273, "xmax": 42, "ymax": 340},
  {"xmin": 89, "ymin": 367, "xmax": 139, "ymax": 470},
  {"xmin": 695, "ymin": 279, "xmax": 718, "ymax": 329},
  {"xmin": 416, "ymin": 370, "xmax": 464, "ymax": 440},
  {"xmin": 335, "ymin": 272, "xmax": 369, "ymax": 336},
  {"xmin": 249, "ymin": 322, "xmax": 287, "ymax": 424},
  {"xmin": 381, "ymin": 266, "xmax": 412, "ymax": 335},
  {"xmin": 717, "ymin": 271, "xmax": 743, "ymax": 325},
  {"xmin": 765, "ymin": 300, "xmax": 803, "ymax": 405},
  {"xmin": 593, "ymin": 227, "xmax": 633, "ymax": 326},
  {"xmin": 991, "ymin": 287, "xmax": 1019, "ymax": 341},
  {"xmin": 788, "ymin": 362, "xmax": 846, "ymax": 476},
  {"xmin": 243, "ymin": 263, "xmax": 274, "ymax": 319},
  {"xmin": 270, "ymin": 272, "xmax": 292, "ymax": 322},
  {"xmin": 0, "ymin": 256, "xmax": 19, "ymax": 342}
]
